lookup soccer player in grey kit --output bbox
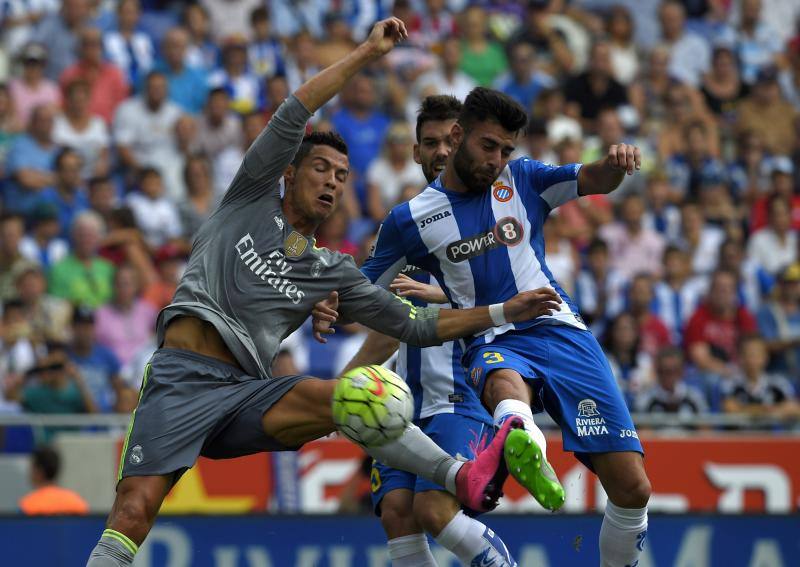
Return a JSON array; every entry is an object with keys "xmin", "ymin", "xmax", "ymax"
[{"xmin": 86, "ymin": 18, "xmax": 563, "ymax": 566}]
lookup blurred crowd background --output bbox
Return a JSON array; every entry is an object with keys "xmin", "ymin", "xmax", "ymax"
[{"xmin": 1, "ymin": 0, "xmax": 800, "ymax": 441}]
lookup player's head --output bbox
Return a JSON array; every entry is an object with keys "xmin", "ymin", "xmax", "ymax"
[
  {"xmin": 451, "ymin": 87, "xmax": 527, "ymax": 193},
  {"xmin": 283, "ymin": 131, "xmax": 349, "ymax": 226},
  {"xmin": 414, "ymin": 94, "xmax": 462, "ymax": 183}
]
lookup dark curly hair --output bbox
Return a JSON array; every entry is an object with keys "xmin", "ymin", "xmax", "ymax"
[
  {"xmin": 416, "ymin": 94, "xmax": 462, "ymax": 142},
  {"xmin": 459, "ymin": 87, "xmax": 528, "ymax": 135},
  {"xmin": 292, "ymin": 131, "xmax": 349, "ymax": 168}
]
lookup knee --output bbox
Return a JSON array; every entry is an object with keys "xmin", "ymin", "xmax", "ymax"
[
  {"xmin": 380, "ymin": 499, "xmax": 418, "ymax": 539},
  {"xmin": 482, "ymin": 370, "xmax": 530, "ymax": 411},
  {"xmin": 607, "ymin": 473, "xmax": 651, "ymax": 509},
  {"xmin": 412, "ymin": 494, "xmax": 454, "ymax": 537}
]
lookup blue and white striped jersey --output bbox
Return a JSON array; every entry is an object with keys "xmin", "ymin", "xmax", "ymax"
[
  {"xmin": 362, "ymin": 158, "xmax": 586, "ymax": 350},
  {"xmin": 390, "ymin": 265, "xmax": 491, "ymax": 424}
]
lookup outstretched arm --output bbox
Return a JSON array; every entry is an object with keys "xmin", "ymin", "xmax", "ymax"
[
  {"xmin": 578, "ymin": 142, "xmax": 641, "ymax": 196},
  {"xmin": 222, "ymin": 18, "xmax": 408, "ymax": 206}
]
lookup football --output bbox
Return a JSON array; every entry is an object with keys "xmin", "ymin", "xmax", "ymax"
[{"xmin": 332, "ymin": 365, "xmax": 413, "ymax": 447}]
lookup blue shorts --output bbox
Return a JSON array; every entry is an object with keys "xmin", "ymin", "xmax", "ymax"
[
  {"xmin": 370, "ymin": 413, "xmax": 492, "ymax": 516},
  {"xmin": 466, "ymin": 324, "xmax": 643, "ymax": 470}
]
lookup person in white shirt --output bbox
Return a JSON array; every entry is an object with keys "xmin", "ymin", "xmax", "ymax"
[
  {"xmin": 102, "ymin": 0, "xmax": 154, "ymax": 88},
  {"xmin": 52, "ymin": 79, "xmax": 110, "ymax": 179},
  {"xmin": 410, "ymin": 36, "xmax": 476, "ymax": 120},
  {"xmin": 113, "ymin": 70, "xmax": 182, "ymax": 180},
  {"xmin": 658, "ymin": 0, "xmax": 711, "ymax": 87},
  {"xmin": 125, "ymin": 167, "xmax": 182, "ymax": 249},
  {"xmin": 747, "ymin": 195, "xmax": 798, "ymax": 277},
  {"xmin": 365, "ymin": 122, "xmax": 427, "ymax": 222}
]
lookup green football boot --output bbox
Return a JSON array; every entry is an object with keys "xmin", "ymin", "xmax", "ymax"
[{"xmin": 504, "ymin": 428, "xmax": 566, "ymax": 511}]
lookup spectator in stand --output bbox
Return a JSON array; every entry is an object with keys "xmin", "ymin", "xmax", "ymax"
[
  {"xmin": 32, "ymin": 0, "xmax": 91, "ymax": 80},
  {"xmin": 270, "ymin": 0, "xmax": 327, "ymax": 40},
  {"xmin": 635, "ymin": 347, "xmax": 708, "ymax": 416},
  {"xmin": 125, "ymin": 167, "xmax": 182, "ymax": 249},
  {"xmin": 736, "ymin": 66, "xmax": 798, "ymax": 156},
  {"xmin": 195, "ymin": 88, "xmax": 242, "ymax": 159},
  {"xmin": 182, "ymin": 3, "xmax": 218, "ymax": 72},
  {"xmin": 749, "ymin": 157, "xmax": 800, "ymax": 232},
  {"xmin": 316, "ymin": 208, "xmax": 359, "ymax": 258},
  {"xmin": 331, "ymin": 74, "xmax": 390, "ymax": 208},
  {"xmin": 3, "ymin": 104, "xmax": 59, "ymax": 216},
  {"xmin": 365, "ymin": 122, "xmax": 427, "ymax": 222},
  {"xmin": 657, "ymin": 83, "xmax": 720, "ymax": 162},
  {"xmin": 94, "ymin": 264, "xmax": 157, "ymax": 368},
  {"xmin": 247, "ymin": 6, "xmax": 285, "ymax": 80},
  {"xmin": 19, "ymin": 203, "xmax": 68, "ymax": 271},
  {"xmin": 533, "ymin": 87, "xmax": 582, "ymax": 148},
  {"xmin": 642, "ymin": 170, "xmax": 682, "ymax": 242},
  {"xmin": 780, "ymin": 41, "xmax": 800, "ymax": 109},
  {"xmin": 284, "ymin": 31, "xmax": 320, "ymax": 94},
  {"xmin": 564, "ymin": 40, "xmax": 629, "ymax": 129},
  {"xmin": 654, "ymin": 246, "xmax": 707, "ymax": 343},
  {"xmin": 208, "ymin": 35, "xmax": 262, "ymax": 115},
  {"xmin": 574, "ymin": 238, "xmax": 627, "ymax": 335},
  {"xmin": 18, "ymin": 446, "xmax": 89, "ymax": 515},
  {"xmin": 727, "ymin": 130, "xmax": 771, "ymax": 201},
  {"xmin": 316, "ymin": 13, "xmax": 360, "ymax": 71},
  {"xmin": 68, "ymin": 306, "xmax": 135, "ymax": 413},
  {"xmin": 60, "ymin": 27, "xmax": 129, "ymax": 125},
  {"xmin": 102, "ymin": 0, "xmax": 154, "ymax": 89},
  {"xmin": 0, "ymin": 214, "xmax": 36, "ymax": 301},
  {"xmin": 459, "ymin": 5, "xmax": 508, "ymax": 87},
  {"xmin": 263, "ymin": 75, "xmax": 295, "ymax": 124},
  {"xmin": 413, "ymin": 36, "xmax": 476, "ymax": 107},
  {"xmin": 96, "ymin": 207, "xmax": 157, "ymax": 291},
  {"xmin": 747, "ymin": 195, "xmax": 797, "ymax": 277},
  {"xmin": 14, "ymin": 264, "xmax": 71, "ymax": 345},
  {"xmin": 200, "ymin": 0, "xmax": 262, "ymax": 43},
  {"xmin": 0, "ymin": 84, "xmax": 20, "ymax": 174},
  {"xmin": 177, "ymin": 154, "xmax": 217, "ymax": 241},
  {"xmin": 720, "ymin": 0, "xmax": 783, "ymax": 85},
  {"xmin": 684, "ymin": 269, "xmax": 758, "ymax": 378},
  {"xmin": 13, "ymin": 345, "xmax": 97, "ymax": 415},
  {"xmin": 38, "ymin": 148, "xmax": 88, "ymax": 239},
  {"xmin": 600, "ymin": 193, "xmax": 666, "ymax": 279},
  {"xmin": 629, "ymin": 46, "xmax": 672, "ymax": 136},
  {"xmin": 542, "ymin": 212, "xmax": 578, "ymax": 295},
  {"xmin": 516, "ymin": 117, "xmax": 557, "ymax": 164},
  {"xmin": 53, "ymin": 79, "xmax": 110, "ymax": 179},
  {"xmin": 86, "ymin": 176, "xmax": 118, "ymax": 223},
  {"xmin": 493, "ymin": 41, "xmax": 553, "ymax": 112},
  {"xmin": 718, "ymin": 238, "xmax": 769, "ymax": 313},
  {"xmin": 48, "ymin": 211, "xmax": 114, "ymax": 309},
  {"xmin": 156, "ymin": 27, "xmax": 208, "ymax": 115},
  {"xmin": 757, "ymin": 264, "xmax": 800, "ymax": 376},
  {"xmin": 113, "ymin": 70, "xmax": 182, "ymax": 182},
  {"xmin": 657, "ymin": 0, "xmax": 711, "ymax": 87},
  {"xmin": 721, "ymin": 334, "xmax": 800, "ymax": 419},
  {"xmin": 603, "ymin": 312, "xmax": 654, "ymax": 408},
  {"xmin": 606, "ymin": 5, "xmax": 639, "ymax": 86},
  {"xmin": 507, "ymin": 0, "xmax": 574, "ymax": 76},
  {"xmin": 700, "ymin": 45, "xmax": 749, "ymax": 125},
  {"xmin": 212, "ymin": 111, "xmax": 262, "ymax": 196},
  {"xmin": 0, "ymin": 299, "xmax": 36, "ymax": 411},
  {"xmin": 676, "ymin": 201, "xmax": 725, "ymax": 276},
  {"xmin": 9, "ymin": 43, "xmax": 61, "ymax": 129},
  {"xmin": 666, "ymin": 121, "xmax": 726, "ymax": 200},
  {"xmin": 627, "ymin": 273, "xmax": 673, "ymax": 356},
  {"xmin": 142, "ymin": 244, "xmax": 186, "ymax": 312}
]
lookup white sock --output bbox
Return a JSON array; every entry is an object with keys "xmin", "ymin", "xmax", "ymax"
[
  {"xmin": 367, "ymin": 424, "xmax": 462, "ymax": 494},
  {"xmin": 599, "ymin": 501, "xmax": 648, "ymax": 567},
  {"xmin": 387, "ymin": 534, "xmax": 438, "ymax": 567},
  {"xmin": 493, "ymin": 398, "xmax": 547, "ymax": 460},
  {"xmin": 435, "ymin": 511, "xmax": 517, "ymax": 567}
]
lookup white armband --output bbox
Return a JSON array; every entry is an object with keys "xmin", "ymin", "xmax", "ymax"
[{"xmin": 489, "ymin": 303, "xmax": 507, "ymax": 326}]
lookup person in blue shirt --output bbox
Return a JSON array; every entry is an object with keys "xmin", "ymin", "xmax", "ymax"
[
  {"xmin": 155, "ymin": 27, "xmax": 208, "ymax": 114},
  {"xmin": 493, "ymin": 41, "xmax": 554, "ymax": 112},
  {"xmin": 330, "ymin": 74, "xmax": 390, "ymax": 211},
  {"xmin": 757, "ymin": 264, "xmax": 800, "ymax": 376},
  {"xmin": 322, "ymin": 87, "xmax": 651, "ymax": 567},
  {"xmin": 37, "ymin": 148, "xmax": 89, "ymax": 240}
]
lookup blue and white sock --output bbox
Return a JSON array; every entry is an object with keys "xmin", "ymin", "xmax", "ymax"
[
  {"xmin": 599, "ymin": 501, "xmax": 648, "ymax": 567},
  {"xmin": 435, "ymin": 511, "xmax": 517, "ymax": 567}
]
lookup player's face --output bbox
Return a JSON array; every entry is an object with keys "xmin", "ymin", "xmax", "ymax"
[
  {"xmin": 414, "ymin": 118, "xmax": 456, "ymax": 183},
  {"xmin": 290, "ymin": 145, "xmax": 349, "ymax": 223},
  {"xmin": 452, "ymin": 121, "xmax": 516, "ymax": 193}
]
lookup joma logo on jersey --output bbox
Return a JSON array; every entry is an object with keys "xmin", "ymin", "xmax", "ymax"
[
  {"xmin": 235, "ymin": 233, "xmax": 306, "ymax": 304},
  {"xmin": 419, "ymin": 210, "xmax": 452, "ymax": 229},
  {"xmin": 446, "ymin": 218, "xmax": 524, "ymax": 263}
]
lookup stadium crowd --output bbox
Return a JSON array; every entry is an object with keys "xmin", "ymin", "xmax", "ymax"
[{"xmin": 1, "ymin": 0, "xmax": 800, "ymax": 432}]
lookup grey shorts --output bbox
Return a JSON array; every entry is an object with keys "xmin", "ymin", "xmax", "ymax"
[{"xmin": 117, "ymin": 348, "xmax": 311, "ymax": 483}]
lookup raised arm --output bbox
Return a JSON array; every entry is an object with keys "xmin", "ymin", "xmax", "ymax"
[
  {"xmin": 577, "ymin": 143, "xmax": 641, "ymax": 196},
  {"xmin": 222, "ymin": 18, "xmax": 408, "ymax": 206}
]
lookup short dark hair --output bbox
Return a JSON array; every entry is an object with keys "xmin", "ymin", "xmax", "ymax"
[
  {"xmin": 586, "ymin": 237, "xmax": 608, "ymax": 255},
  {"xmin": 138, "ymin": 166, "xmax": 162, "ymax": 182},
  {"xmin": 458, "ymin": 87, "xmax": 528, "ymax": 134},
  {"xmin": 415, "ymin": 95, "xmax": 462, "ymax": 142},
  {"xmin": 291, "ymin": 131, "xmax": 348, "ymax": 168},
  {"xmin": 55, "ymin": 147, "xmax": 80, "ymax": 170},
  {"xmin": 32, "ymin": 446, "xmax": 60, "ymax": 481},
  {"xmin": 88, "ymin": 175, "xmax": 112, "ymax": 190},
  {"xmin": 250, "ymin": 5, "xmax": 269, "ymax": 25}
]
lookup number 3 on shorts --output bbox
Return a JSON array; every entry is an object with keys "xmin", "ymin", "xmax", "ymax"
[{"xmin": 483, "ymin": 352, "xmax": 505, "ymax": 364}]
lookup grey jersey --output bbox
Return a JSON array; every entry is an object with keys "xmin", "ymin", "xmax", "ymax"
[{"xmin": 157, "ymin": 95, "xmax": 441, "ymax": 379}]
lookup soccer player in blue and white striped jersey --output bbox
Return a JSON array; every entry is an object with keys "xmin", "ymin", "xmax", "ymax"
[{"xmin": 322, "ymin": 87, "xmax": 652, "ymax": 567}]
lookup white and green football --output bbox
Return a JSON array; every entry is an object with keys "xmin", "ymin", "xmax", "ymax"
[{"xmin": 332, "ymin": 365, "xmax": 413, "ymax": 447}]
